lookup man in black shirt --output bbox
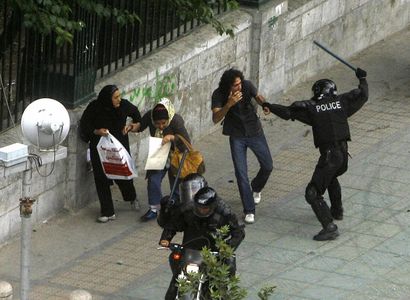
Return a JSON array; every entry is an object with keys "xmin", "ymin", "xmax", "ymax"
[
  {"xmin": 211, "ymin": 68, "xmax": 273, "ymax": 224},
  {"xmin": 263, "ymin": 68, "xmax": 368, "ymax": 240}
]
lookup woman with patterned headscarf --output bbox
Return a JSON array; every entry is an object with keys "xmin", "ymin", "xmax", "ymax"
[
  {"xmin": 79, "ymin": 85, "xmax": 141, "ymax": 222},
  {"xmin": 131, "ymin": 98, "xmax": 190, "ymax": 222}
]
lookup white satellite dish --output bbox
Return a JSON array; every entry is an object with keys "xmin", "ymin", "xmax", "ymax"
[{"xmin": 21, "ymin": 98, "xmax": 70, "ymax": 150}]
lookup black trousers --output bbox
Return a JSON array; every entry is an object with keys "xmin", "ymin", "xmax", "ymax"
[
  {"xmin": 308, "ymin": 141, "xmax": 348, "ymax": 227},
  {"xmin": 90, "ymin": 146, "xmax": 136, "ymax": 217}
]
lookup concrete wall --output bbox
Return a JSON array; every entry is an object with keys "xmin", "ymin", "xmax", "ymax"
[
  {"xmin": 0, "ymin": 0, "xmax": 409, "ymax": 245},
  {"xmin": 257, "ymin": 0, "xmax": 410, "ymax": 98}
]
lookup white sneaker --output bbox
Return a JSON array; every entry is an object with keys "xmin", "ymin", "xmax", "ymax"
[
  {"xmin": 131, "ymin": 200, "xmax": 141, "ymax": 211},
  {"xmin": 253, "ymin": 192, "xmax": 261, "ymax": 204},
  {"xmin": 97, "ymin": 214, "xmax": 116, "ymax": 223},
  {"xmin": 244, "ymin": 213, "xmax": 255, "ymax": 224}
]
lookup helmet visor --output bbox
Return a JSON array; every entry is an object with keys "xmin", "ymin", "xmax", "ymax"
[
  {"xmin": 180, "ymin": 180, "xmax": 205, "ymax": 204},
  {"xmin": 193, "ymin": 205, "xmax": 212, "ymax": 218}
]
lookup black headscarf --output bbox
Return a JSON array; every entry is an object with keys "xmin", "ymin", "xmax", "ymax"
[{"xmin": 98, "ymin": 85, "xmax": 119, "ymax": 108}]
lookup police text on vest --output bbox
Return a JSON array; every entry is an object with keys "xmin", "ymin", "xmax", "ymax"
[{"xmin": 316, "ymin": 101, "xmax": 341, "ymax": 112}]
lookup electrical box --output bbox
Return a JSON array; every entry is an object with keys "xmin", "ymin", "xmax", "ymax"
[{"xmin": 0, "ymin": 143, "xmax": 28, "ymax": 167}]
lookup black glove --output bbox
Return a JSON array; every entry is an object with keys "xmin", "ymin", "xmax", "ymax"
[
  {"xmin": 355, "ymin": 68, "xmax": 367, "ymax": 79},
  {"xmin": 160, "ymin": 196, "xmax": 171, "ymax": 207}
]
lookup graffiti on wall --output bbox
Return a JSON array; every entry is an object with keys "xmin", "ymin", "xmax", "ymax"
[{"xmin": 126, "ymin": 70, "xmax": 177, "ymax": 109}]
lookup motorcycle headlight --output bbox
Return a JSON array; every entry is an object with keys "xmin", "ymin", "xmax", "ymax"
[{"xmin": 186, "ymin": 263, "xmax": 199, "ymax": 273}]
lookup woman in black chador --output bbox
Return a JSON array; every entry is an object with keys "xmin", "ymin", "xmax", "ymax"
[{"xmin": 80, "ymin": 85, "xmax": 141, "ymax": 222}]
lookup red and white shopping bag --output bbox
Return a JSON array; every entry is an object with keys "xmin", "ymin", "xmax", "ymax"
[{"xmin": 97, "ymin": 133, "xmax": 138, "ymax": 180}]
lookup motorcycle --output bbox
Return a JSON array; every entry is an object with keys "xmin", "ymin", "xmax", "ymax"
[{"xmin": 158, "ymin": 242, "xmax": 218, "ymax": 300}]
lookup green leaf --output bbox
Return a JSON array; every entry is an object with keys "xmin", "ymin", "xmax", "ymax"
[
  {"xmin": 51, "ymin": 5, "xmax": 61, "ymax": 15},
  {"xmin": 57, "ymin": 17, "xmax": 66, "ymax": 27}
]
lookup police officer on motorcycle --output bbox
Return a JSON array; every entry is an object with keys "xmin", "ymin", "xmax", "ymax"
[
  {"xmin": 262, "ymin": 68, "xmax": 368, "ymax": 241},
  {"xmin": 157, "ymin": 173, "xmax": 208, "ymax": 229},
  {"xmin": 158, "ymin": 176, "xmax": 245, "ymax": 299}
]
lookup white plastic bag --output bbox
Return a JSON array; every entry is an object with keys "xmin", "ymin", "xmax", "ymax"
[{"xmin": 97, "ymin": 133, "xmax": 138, "ymax": 180}]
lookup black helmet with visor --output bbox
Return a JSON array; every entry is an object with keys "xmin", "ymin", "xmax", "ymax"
[
  {"xmin": 193, "ymin": 187, "xmax": 217, "ymax": 218},
  {"xmin": 312, "ymin": 79, "xmax": 337, "ymax": 100},
  {"xmin": 180, "ymin": 173, "xmax": 208, "ymax": 205}
]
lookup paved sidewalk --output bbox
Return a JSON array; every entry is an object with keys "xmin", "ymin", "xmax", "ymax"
[{"xmin": 0, "ymin": 27, "xmax": 409, "ymax": 300}]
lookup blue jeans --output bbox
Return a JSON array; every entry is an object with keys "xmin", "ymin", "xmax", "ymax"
[
  {"xmin": 146, "ymin": 169, "xmax": 180, "ymax": 206},
  {"xmin": 229, "ymin": 134, "xmax": 273, "ymax": 214}
]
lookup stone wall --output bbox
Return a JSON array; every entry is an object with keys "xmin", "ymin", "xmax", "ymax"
[
  {"xmin": 0, "ymin": 0, "xmax": 409, "ymax": 245},
  {"xmin": 257, "ymin": 0, "xmax": 410, "ymax": 98}
]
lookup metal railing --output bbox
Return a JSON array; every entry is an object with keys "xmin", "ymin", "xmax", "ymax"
[{"xmin": 0, "ymin": 0, "xmax": 229, "ymax": 132}]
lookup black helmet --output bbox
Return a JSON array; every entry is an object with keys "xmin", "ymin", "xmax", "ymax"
[
  {"xmin": 193, "ymin": 187, "xmax": 217, "ymax": 218},
  {"xmin": 180, "ymin": 173, "xmax": 208, "ymax": 205},
  {"xmin": 312, "ymin": 79, "xmax": 337, "ymax": 100}
]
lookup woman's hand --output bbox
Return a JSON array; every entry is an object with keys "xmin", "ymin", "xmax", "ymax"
[
  {"xmin": 162, "ymin": 134, "xmax": 174, "ymax": 145},
  {"xmin": 123, "ymin": 123, "xmax": 140, "ymax": 135},
  {"xmin": 94, "ymin": 128, "xmax": 109, "ymax": 136}
]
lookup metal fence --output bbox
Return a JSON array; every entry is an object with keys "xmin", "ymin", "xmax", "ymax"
[{"xmin": 0, "ymin": 0, "xmax": 229, "ymax": 132}]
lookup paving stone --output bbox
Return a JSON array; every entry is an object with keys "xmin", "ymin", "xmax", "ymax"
[
  {"xmin": 351, "ymin": 220, "xmax": 403, "ymax": 238},
  {"xmin": 384, "ymin": 262, "xmax": 410, "ymax": 286},
  {"xmin": 319, "ymin": 273, "xmax": 372, "ymax": 290},
  {"xmin": 347, "ymin": 190, "xmax": 403, "ymax": 208},
  {"xmin": 357, "ymin": 249, "xmax": 409, "ymax": 269},
  {"xmin": 277, "ymin": 267, "xmax": 330, "ymax": 284},
  {"xmin": 362, "ymin": 280, "xmax": 410, "ymax": 299},
  {"xmin": 270, "ymin": 234, "xmax": 324, "ymax": 254},
  {"xmin": 374, "ymin": 232, "xmax": 410, "ymax": 256},
  {"xmin": 260, "ymin": 277, "xmax": 308, "ymax": 295},
  {"xmin": 342, "ymin": 233, "xmax": 387, "ymax": 249},
  {"xmin": 343, "ymin": 203, "xmax": 384, "ymax": 219},
  {"xmin": 334, "ymin": 215, "xmax": 365, "ymax": 230},
  {"xmin": 298, "ymin": 284, "xmax": 350, "ymax": 300},
  {"xmin": 244, "ymin": 227, "xmax": 282, "ymax": 245},
  {"xmin": 322, "ymin": 245, "xmax": 369, "ymax": 261},
  {"xmin": 239, "ymin": 256, "xmax": 288, "ymax": 277},
  {"xmin": 252, "ymin": 217, "xmax": 302, "ymax": 234},
  {"xmin": 335, "ymin": 261, "xmax": 393, "ymax": 280},
  {"xmin": 254, "ymin": 247, "xmax": 308, "ymax": 267}
]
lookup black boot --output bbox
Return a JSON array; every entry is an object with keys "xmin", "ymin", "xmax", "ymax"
[
  {"xmin": 330, "ymin": 206, "xmax": 343, "ymax": 220},
  {"xmin": 313, "ymin": 223, "xmax": 339, "ymax": 241}
]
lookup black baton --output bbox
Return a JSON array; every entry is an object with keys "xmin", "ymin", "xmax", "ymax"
[
  {"xmin": 169, "ymin": 150, "xmax": 188, "ymax": 201},
  {"xmin": 313, "ymin": 40, "xmax": 357, "ymax": 72}
]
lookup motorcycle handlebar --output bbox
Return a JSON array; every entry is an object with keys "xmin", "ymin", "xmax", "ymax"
[
  {"xmin": 157, "ymin": 243, "xmax": 220, "ymax": 256},
  {"xmin": 157, "ymin": 242, "xmax": 184, "ymax": 251}
]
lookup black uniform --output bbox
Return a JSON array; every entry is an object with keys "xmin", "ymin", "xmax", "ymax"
[
  {"xmin": 159, "ymin": 197, "xmax": 245, "ymax": 299},
  {"xmin": 264, "ymin": 73, "xmax": 368, "ymax": 239}
]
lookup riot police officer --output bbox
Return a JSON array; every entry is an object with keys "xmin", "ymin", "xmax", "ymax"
[
  {"xmin": 262, "ymin": 68, "xmax": 368, "ymax": 241},
  {"xmin": 157, "ymin": 173, "xmax": 208, "ymax": 229},
  {"xmin": 159, "ymin": 185, "xmax": 245, "ymax": 299}
]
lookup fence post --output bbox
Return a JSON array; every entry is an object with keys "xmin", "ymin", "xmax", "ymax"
[
  {"xmin": 0, "ymin": 281, "xmax": 13, "ymax": 299},
  {"xmin": 69, "ymin": 290, "xmax": 92, "ymax": 300}
]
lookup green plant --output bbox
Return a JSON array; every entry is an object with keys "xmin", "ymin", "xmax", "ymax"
[
  {"xmin": 6, "ymin": 0, "xmax": 239, "ymax": 46},
  {"xmin": 177, "ymin": 225, "xmax": 275, "ymax": 300},
  {"xmin": 258, "ymin": 286, "xmax": 277, "ymax": 300},
  {"xmin": 8, "ymin": 0, "xmax": 140, "ymax": 46},
  {"xmin": 170, "ymin": 0, "xmax": 239, "ymax": 37}
]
